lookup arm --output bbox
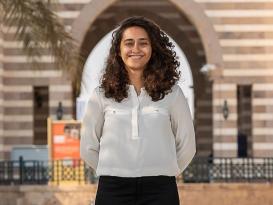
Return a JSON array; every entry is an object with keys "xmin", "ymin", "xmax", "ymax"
[
  {"xmin": 170, "ymin": 86, "xmax": 196, "ymax": 173},
  {"xmin": 80, "ymin": 88, "xmax": 104, "ymax": 171}
]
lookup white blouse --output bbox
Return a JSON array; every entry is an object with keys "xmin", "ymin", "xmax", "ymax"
[{"xmin": 80, "ymin": 84, "xmax": 196, "ymax": 177}]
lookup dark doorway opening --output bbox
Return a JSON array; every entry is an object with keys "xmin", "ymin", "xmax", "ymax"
[
  {"xmin": 237, "ymin": 85, "xmax": 252, "ymax": 157},
  {"xmin": 33, "ymin": 86, "xmax": 49, "ymax": 145}
]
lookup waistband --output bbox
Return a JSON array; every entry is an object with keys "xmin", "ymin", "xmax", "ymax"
[{"xmin": 99, "ymin": 175, "xmax": 176, "ymax": 181}]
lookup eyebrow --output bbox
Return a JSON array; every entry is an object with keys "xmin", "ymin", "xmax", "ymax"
[{"xmin": 123, "ymin": 38, "xmax": 149, "ymax": 42}]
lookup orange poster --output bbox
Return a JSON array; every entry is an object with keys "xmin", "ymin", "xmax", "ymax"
[{"xmin": 49, "ymin": 119, "xmax": 81, "ymax": 161}]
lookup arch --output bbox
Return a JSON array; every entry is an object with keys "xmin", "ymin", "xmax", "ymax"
[
  {"xmin": 81, "ymin": 30, "xmax": 195, "ymax": 116},
  {"xmin": 75, "ymin": 7, "xmax": 207, "ymax": 103},
  {"xmin": 71, "ymin": 0, "xmax": 216, "ymax": 156},
  {"xmin": 71, "ymin": 0, "xmax": 223, "ymax": 77}
]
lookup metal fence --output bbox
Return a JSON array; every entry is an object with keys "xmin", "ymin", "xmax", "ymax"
[
  {"xmin": 0, "ymin": 157, "xmax": 96, "ymax": 185},
  {"xmin": 183, "ymin": 157, "xmax": 273, "ymax": 183},
  {"xmin": 0, "ymin": 157, "xmax": 272, "ymax": 185}
]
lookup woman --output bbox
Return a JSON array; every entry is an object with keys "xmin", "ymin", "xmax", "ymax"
[{"xmin": 80, "ymin": 16, "xmax": 196, "ymax": 205}]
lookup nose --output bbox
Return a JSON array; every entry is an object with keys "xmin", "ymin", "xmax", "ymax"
[{"xmin": 132, "ymin": 43, "xmax": 140, "ymax": 52}]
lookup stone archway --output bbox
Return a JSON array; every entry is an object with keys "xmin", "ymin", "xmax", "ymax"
[
  {"xmin": 71, "ymin": 0, "xmax": 222, "ymax": 157},
  {"xmin": 71, "ymin": 0, "xmax": 223, "ymax": 75}
]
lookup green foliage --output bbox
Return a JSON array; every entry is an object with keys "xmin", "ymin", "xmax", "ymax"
[{"xmin": 0, "ymin": 0, "xmax": 85, "ymax": 94}]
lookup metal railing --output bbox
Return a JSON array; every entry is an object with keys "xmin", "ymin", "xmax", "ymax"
[
  {"xmin": 183, "ymin": 157, "xmax": 273, "ymax": 183},
  {"xmin": 0, "ymin": 157, "xmax": 272, "ymax": 185},
  {"xmin": 0, "ymin": 157, "xmax": 96, "ymax": 185}
]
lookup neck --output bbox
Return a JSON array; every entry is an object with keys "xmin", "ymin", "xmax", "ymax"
[{"xmin": 127, "ymin": 70, "xmax": 144, "ymax": 95}]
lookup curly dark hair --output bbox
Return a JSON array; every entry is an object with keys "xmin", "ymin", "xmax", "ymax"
[{"xmin": 101, "ymin": 16, "xmax": 180, "ymax": 102}]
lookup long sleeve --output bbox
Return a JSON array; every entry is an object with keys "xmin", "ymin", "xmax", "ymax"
[
  {"xmin": 170, "ymin": 86, "xmax": 196, "ymax": 173},
  {"xmin": 80, "ymin": 88, "xmax": 104, "ymax": 171}
]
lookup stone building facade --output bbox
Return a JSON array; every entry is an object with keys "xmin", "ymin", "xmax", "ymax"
[{"xmin": 0, "ymin": 0, "xmax": 272, "ymax": 159}]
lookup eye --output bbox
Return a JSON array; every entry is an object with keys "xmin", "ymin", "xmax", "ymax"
[
  {"xmin": 124, "ymin": 42, "xmax": 134, "ymax": 47},
  {"xmin": 140, "ymin": 42, "xmax": 148, "ymax": 46}
]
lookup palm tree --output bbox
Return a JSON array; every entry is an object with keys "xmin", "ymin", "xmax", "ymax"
[{"xmin": 0, "ymin": 0, "xmax": 84, "ymax": 94}]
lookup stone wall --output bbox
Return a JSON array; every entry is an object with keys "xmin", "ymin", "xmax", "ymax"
[
  {"xmin": 1, "ymin": 183, "xmax": 273, "ymax": 205},
  {"xmin": 2, "ymin": 0, "xmax": 273, "ymax": 160}
]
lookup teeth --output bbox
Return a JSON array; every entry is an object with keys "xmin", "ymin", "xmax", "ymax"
[{"xmin": 130, "ymin": 55, "xmax": 142, "ymax": 59}]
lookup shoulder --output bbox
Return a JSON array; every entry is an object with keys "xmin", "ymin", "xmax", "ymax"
[
  {"xmin": 169, "ymin": 84, "xmax": 187, "ymax": 104},
  {"xmin": 162, "ymin": 84, "xmax": 182, "ymax": 101},
  {"xmin": 170, "ymin": 84, "xmax": 183, "ymax": 97},
  {"xmin": 171, "ymin": 84, "xmax": 180, "ymax": 93},
  {"xmin": 163, "ymin": 85, "xmax": 182, "ymax": 105},
  {"xmin": 88, "ymin": 86, "xmax": 105, "ymax": 107},
  {"xmin": 94, "ymin": 86, "xmax": 103, "ymax": 93},
  {"xmin": 93, "ymin": 86, "xmax": 105, "ymax": 98}
]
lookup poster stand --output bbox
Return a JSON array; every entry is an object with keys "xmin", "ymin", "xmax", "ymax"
[{"xmin": 47, "ymin": 118, "xmax": 85, "ymax": 185}]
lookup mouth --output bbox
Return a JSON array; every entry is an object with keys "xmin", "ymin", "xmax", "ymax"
[{"xmin": 129, "ymin": 55, "xmax": 144, "ymax": 59}]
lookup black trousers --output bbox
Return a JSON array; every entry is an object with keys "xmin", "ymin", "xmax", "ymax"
[{"xmin": 94, "ymin": 175, "xmax": 180, "ymax": 205}]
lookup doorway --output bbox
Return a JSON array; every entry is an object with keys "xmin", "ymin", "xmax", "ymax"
[
  {"xmin": 237, "ymin": 85, "xmax": 252, "ymax": 157},
  {"xmin": 33, "ymin": 86, "xmax": 49, "ymax": 145}
]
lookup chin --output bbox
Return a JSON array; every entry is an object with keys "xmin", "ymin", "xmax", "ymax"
[
  {"xmin": 130, "ymin": 67, "xmax": 145, "ymax": 71},
  {"xmin": 127, "ymin": 64, "xmax": 145, "ymax": 70}
]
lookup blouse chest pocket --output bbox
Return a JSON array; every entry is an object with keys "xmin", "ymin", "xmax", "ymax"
[
  {"xmin": 141, "ymin": 107, "xmax": 169, "ymax": 117},
  {"xmin": 104, "ymin": 107, "xmax": 130, "ymax": 116}
]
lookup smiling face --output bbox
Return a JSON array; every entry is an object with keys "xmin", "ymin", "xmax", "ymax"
[{"xmin": 119, "ymin": 26, "xmax": 152, "ymax": 74}]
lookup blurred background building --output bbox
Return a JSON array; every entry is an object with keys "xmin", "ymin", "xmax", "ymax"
[{"xmin": 0, "ymin": 0, "xmax": 272, "ymax": 160}]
